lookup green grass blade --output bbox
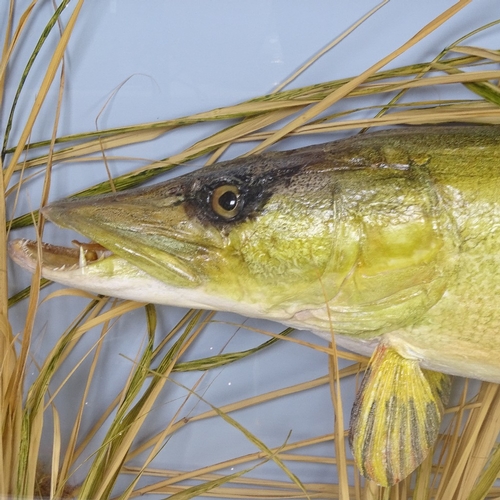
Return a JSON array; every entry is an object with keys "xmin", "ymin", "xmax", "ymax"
[
  {"xmin": 173, "ymin": 328, "xmax": 293, "ymax": 372},
  {"xmin": 1, "ymin": 0, "xmax": 71, "ymax": 160},
  {"xmin": 8, "ymin": 279, "xmax": 51, "ymax": 307}
]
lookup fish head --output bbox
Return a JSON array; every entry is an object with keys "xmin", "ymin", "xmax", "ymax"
[{"xmin": 10, "ymin": 148, "xmax": 361, "ymax": 319}]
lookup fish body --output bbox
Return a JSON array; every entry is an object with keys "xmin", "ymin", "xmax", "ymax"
[
  {"xmin": 11, "ymin": 126, "xmax": 500, "ymax": 381},
  {"xmin": 10, "ymin": 125, "xmax": 500, "ymax": 485}
]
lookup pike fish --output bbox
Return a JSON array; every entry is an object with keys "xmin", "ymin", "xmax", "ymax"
[{"xmin": 10, "ymin": 126, "xmax": 500, "ymax": 486}]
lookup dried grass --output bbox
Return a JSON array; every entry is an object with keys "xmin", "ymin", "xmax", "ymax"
[{"xmin": 1, "ymin": 1, "xmax": 500, "ymax": 499}]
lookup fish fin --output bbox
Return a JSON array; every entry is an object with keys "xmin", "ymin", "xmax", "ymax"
[{"xmin": 349, "ymin": 342, "xmax": 451, "ymax": 486}]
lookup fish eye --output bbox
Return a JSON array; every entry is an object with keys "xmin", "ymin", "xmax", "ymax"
[{"xmin": 211, "ymin": 185, "xmax": 241, "ymax": 219}]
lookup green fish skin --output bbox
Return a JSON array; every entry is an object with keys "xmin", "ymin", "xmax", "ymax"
[{"xmin": 9, "ymin": 126, "xmax": 500, "ymax": 382}]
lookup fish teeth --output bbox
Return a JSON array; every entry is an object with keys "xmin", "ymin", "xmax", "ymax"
[
  {"xmin": 79, "ymin": 245, "xmax": 87, "ymax": 269},
  {"xmin": 12, "ymin": 237, "xmax": 114, "ymax": 273}
]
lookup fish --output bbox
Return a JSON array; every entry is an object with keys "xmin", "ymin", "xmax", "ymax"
[{"xmin": 9, "ymin": 125, "xmax": 500, "ymax": 486}]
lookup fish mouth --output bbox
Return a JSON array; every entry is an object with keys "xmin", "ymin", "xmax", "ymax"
[
  {"xmin": 9, "ymin": 238, "xmax": 115, "ymax": 275},
  {"xmin": 8, "ymin": 236, "xmax": 156, "ymax": 300},
  {"xmin": 8, "ymin": 237, "xmax": 232, "ymax": 310},
  {"xmin": 8, "ymin": 231, "xmax": 209, "ymax": 305}
]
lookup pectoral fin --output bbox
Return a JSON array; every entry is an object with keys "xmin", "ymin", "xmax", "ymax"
[{"xmin": 349, "ymin": 342, "xmax": 451, "ymax": 486}]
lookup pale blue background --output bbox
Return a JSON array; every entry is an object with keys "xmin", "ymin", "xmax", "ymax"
[{"xmin": 2, "ymin": 1, "xmax": 498, "ymax": 497}]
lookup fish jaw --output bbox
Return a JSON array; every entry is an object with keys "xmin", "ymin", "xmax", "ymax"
[
  {"xmin": 8, "ymin": 238, "xmax": 289, "ymax": 316},
  {"xmin": 9, "ymin": 238, "xmax": 159, "ymax": 301}
]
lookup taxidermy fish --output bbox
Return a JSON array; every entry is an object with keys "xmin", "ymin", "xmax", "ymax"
[{"xmin": 10, "ymin": 126, "xmax": 500, "ymax": 486}]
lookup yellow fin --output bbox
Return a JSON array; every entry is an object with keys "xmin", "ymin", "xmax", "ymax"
[{"xmin": 349, "ymin": 343, "xmax": 451, "ymax": 486}]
